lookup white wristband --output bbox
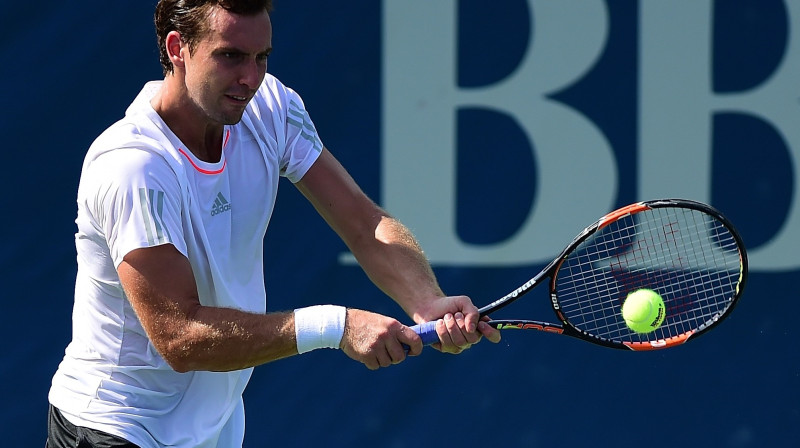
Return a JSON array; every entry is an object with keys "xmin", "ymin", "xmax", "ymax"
[{"xmin": 293, "ymin": 305, "xmax": 347, "ymax": 354}]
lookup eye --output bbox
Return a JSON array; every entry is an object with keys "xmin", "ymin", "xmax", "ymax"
[{"xmin": 218, "ymin": 51, "xmax": 244, "ymax": 61}]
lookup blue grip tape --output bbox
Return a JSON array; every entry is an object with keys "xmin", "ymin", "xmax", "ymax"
[{"xmin": 409, "ymin": 321, "xmax": 439, "ymax": 345}]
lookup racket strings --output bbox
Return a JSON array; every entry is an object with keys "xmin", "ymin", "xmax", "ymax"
[{"xmin": 555, "ymin": 207, "xmax": 743, "ymax": 344}]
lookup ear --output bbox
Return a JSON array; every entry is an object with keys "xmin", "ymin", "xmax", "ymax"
[{"xmin": 165, "ymin": 31, "xmax": 186, "ymax": 70}]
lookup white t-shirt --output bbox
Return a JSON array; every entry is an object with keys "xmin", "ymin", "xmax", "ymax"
[{"xmin": 49, "ymin": 74, "xmax": 323, "ymax": 448}]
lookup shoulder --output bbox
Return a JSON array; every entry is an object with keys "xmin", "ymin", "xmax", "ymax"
[
  {"xmin": 87, "ymin": 81, "xmax": 175, "ymax": 165},
  {"xmin": 90, "ymin": 146, "xmax": 174, "ymax": 181},
  {"xmin": 260, "ymin": 73, "xmax": 292, "ymax": 98},
  {"xmin": 250, "ymin": 74, "xmax": 305, "ymax": 115},
  {"xmin": 87, "ymin": 121, "xmax": 172, "ymax": 175},
  {"xmin": 80, "ymin": 120, "xmax": 180, "ymax": 203},
  {"xmin": 78, "ymin": 149, "xmax": 179, "ymax": 215}
]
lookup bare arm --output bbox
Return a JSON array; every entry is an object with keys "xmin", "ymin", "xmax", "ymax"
[
  {"xmin": 295, "ymin": 149, "xmax": 443, "ymax": 319},
  {"xmin": 118, "ymin": 228, "xmax": 425, "ymax": 372},
  {"xmin": 118, "ymin": 244, "xmax": 297, "ymax": 372},
  {"xmin": 295, "ymin": 148, "xmax": 500, "ymax": 354}
]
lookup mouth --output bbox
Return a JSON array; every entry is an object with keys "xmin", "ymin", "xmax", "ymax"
[{"xmin": 226, "ymin": 94, "xmax": 250, "ymax": 103}]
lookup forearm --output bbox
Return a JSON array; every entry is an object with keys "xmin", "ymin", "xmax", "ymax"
[
  {"xmin": 118, "ymin": 247, "xmax": 302, "ymax": 373},
  {"xmin": 161, "ymin": 307, "xmax": 297, "ymax": 372},
  {"xmin": 349, "ymin": 215, "xmax": 445, "ymax": 323},
  {"xmin": 294, "ymin": 149, "xmax": 501, "ymax": 355}
]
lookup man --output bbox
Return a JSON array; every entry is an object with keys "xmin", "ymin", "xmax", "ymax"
[{"xmin": 47, "ymin": 1, "xmax": 500, "ymax": 447}]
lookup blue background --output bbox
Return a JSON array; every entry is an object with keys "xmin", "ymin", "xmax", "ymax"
[{"xmin": 2, "ymin": 0, "xmax": 798, "ymax": 446}]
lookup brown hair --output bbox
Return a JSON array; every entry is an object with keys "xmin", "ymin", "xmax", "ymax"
[{"xmin": 154, "ymin": 0, "xmax": 273, "ymax": 75}]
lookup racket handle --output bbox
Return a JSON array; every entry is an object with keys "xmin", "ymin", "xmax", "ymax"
[{"xmin": 409, "ymin": 321, "xmax": 439, "ymax": 345}]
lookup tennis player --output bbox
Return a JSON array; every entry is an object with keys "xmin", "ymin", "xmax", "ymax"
[{"xmin": 46, "ymin": 0, "xmax": 500, "ymax": 447}]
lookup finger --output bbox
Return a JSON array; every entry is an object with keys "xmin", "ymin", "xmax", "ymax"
[
  {"xmin": 456, "ymin": 312, "xmax": 484, "ymax": 345},
  {"xmin": 389, "ymin": 346, "xmax": 406, "ymax": 364},
  {"xmin": 377, "ymin": 351, "xmax": 393, "ymax": 368},
  {"xmin": 364, "ymin": 358, "xmax": 379, "ymax": 370},
  {"xmin": 455, "ymin": 312, "xmax": 485, "ymax": 347},
  {"xmin": 436, "ymin": 314, "xmax": 467, "ymax": 354},
  {"xmin": 463, "ymin": 310, "xmax": 480, "ymax": 334},
  {"xmin": 453, "ymin": 312, "xmax": 480, "ymax": 346},
  {"xmin": 478, "ymin": 320, "xmax": 502, "ymax": 343},
  {"xmin": 446, "ymin": 313, "xmax": 469, "ymax": 347},
  {"xmin": 398, "ymin": 325, "xmax": 423, "ymax": 357},
  {"xmin": 434, "ymin": 317, "xmax": 458, "ymax": 354}
]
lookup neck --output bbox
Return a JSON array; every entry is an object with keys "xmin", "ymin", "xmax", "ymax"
[{"xmin": 151, "ymin": 79, "xmax": 225, "ymax": 163}]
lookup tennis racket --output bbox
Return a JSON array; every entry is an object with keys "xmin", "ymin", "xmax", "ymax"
[{"xmin": 411, "ymin": 198, "xmax": 747, "ymax": 351}]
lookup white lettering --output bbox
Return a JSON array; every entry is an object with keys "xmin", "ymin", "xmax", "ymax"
[
  {"xmin": 639, "ymin": 0, "xmax": 800, "ymax": 271},
  {"xmin": 340, "ymin": 0, "xmax": 800, "ymax": 272},
  {"xmin": 374, "ymin": 0, "xmax": 617, "ymax": 266}
]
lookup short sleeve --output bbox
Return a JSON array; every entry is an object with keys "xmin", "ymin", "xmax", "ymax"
[
  {"xmin": 281, "ymin": 89, "xmax": 324, "ymax": 182},
  {"xmin": 79, "ymin": 148, "xmax": 187, "ymax": 267},
  {"xmin": 250, "ymin": 75, "xmax": 323, "ymax": 183}
]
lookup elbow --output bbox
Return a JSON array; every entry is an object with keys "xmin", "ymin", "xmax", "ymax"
[
  {"xmin": 152, "ymin": 338, "xmax": 200, "ymax": 373},
  {"xmin": 145, "ymin": 308, "xmax": 211, "ymax": 373},
  {"xmin": 347, "ymin": 214, "xmax": 396, "ymax": 252},
  {"xmin": 164, "ymin": 356, "xmax": 193, "ymax": 373}
]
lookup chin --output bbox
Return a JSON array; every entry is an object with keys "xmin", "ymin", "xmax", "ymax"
[{"xmin": 220, "ymin": 111, "xmax": 246, "ymax": 125}]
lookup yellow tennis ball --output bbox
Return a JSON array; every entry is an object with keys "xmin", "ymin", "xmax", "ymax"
[{"xmin": 622, "ymin": 289, "xmax": 666, "ymax": 333}]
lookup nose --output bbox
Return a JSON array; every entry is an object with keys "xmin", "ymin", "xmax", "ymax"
[{"xmin": 240, "ymin": 59, "xmax": 266, "ymax": 89}]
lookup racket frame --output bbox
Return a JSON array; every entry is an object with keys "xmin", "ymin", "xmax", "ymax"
[{"xmin": 479, "ymin": 198, "xmax": 748, "ymax": 351}]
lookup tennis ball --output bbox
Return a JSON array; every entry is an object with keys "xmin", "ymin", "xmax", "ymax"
[{"xmin": 622, "ymin": 289, "xmax": 665, "ymax": 333}]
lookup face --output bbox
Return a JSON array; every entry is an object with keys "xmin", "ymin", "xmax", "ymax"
[{"xmin": 178, "ymin": 7, "xmax": 272, "ymax": 126}]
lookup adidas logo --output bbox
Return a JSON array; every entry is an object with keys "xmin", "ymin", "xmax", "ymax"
[{"xmin": 211, "ymin": 192, "xmax": 232, "ymax": 216}]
